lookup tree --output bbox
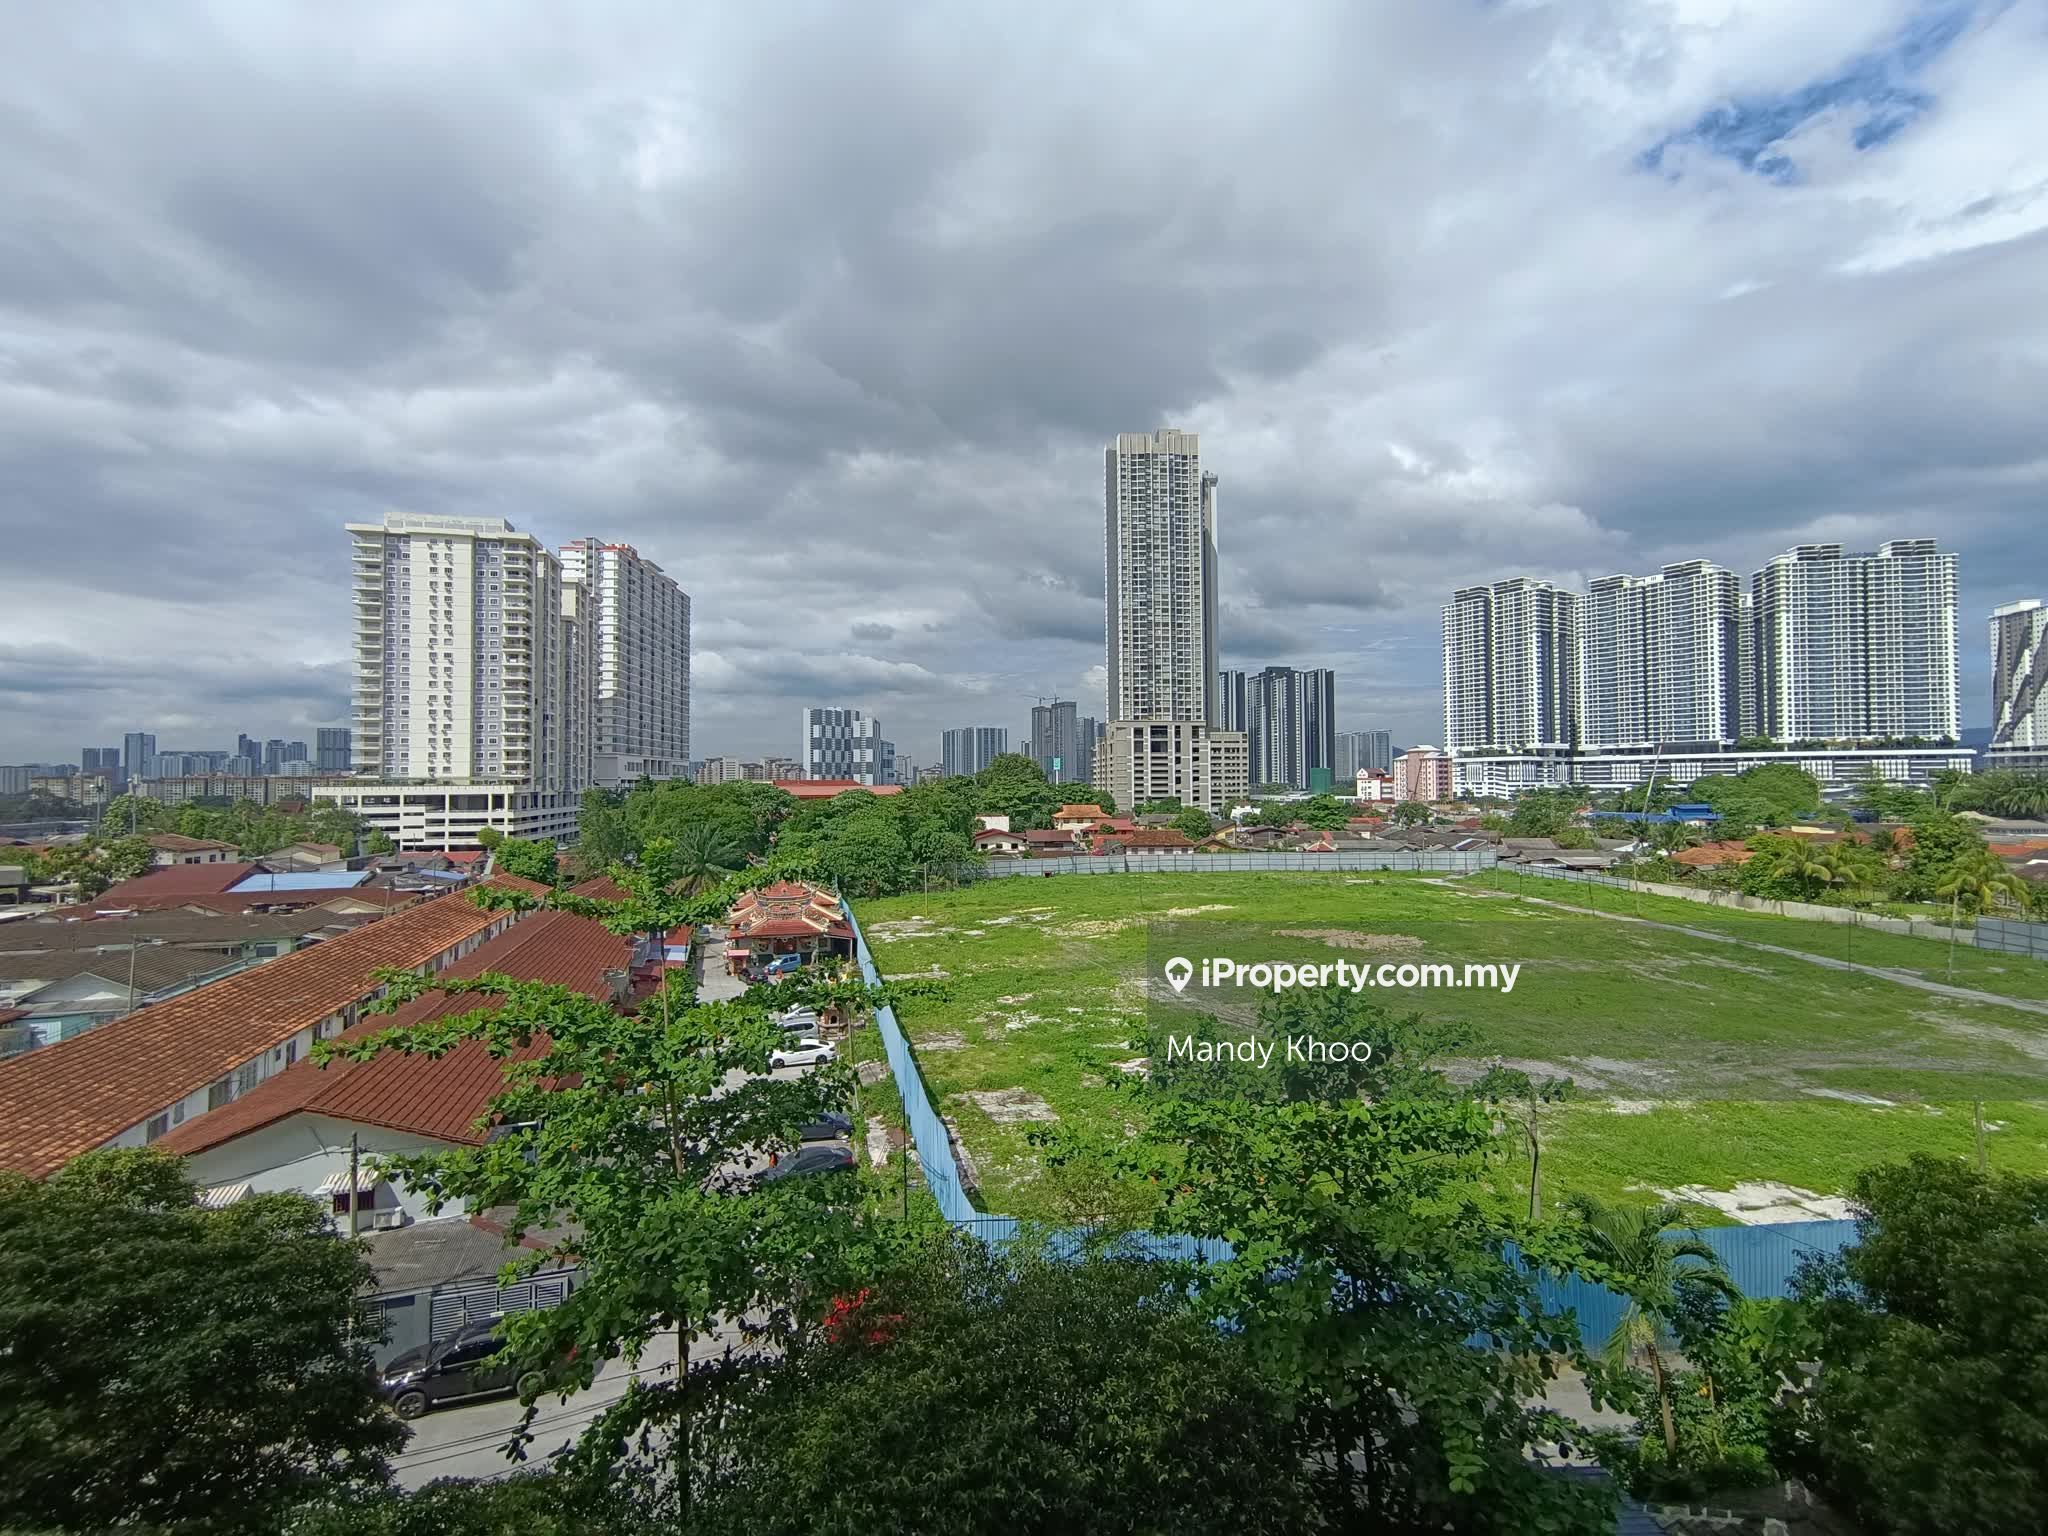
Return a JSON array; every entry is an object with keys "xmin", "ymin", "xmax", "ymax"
[
  {"xmin": 0, "ymin": 1149, "xmax": 401, "ymax": 1533},
  {"xmin": 475, "ymin": 826, "xmax": 504, "ymax": 850},
  {"xmin": 1688, "ymin": 764, "xmax": 1819, "ymax": 829},
  {"xmin": 1934, "ymin": 850, "xmax": 2028, "ymax": 918},
  {"xmin": 1170, "ymin": 806, "xmax": 1214, "ymax": 841},
  {"xmin": 364, "ymin": 828, "xmax": 396, "ymax": 857},
  {"xmin": 1896, "ymin": 811, "xmax": 1986, "ymax": 901},
  {"xmin": 1563, "ymin": 1194, "xmax": 1735, "ymax": 1466},
  {"xmin": 1293, "ymin": 794, "xmax": 1352, "ymax": 831},
  {"xmin": 575, "ymin": 787, "xmax": 634, "ymax": 872},
  {"xmin": 490, "ymin": 836, "xmax": 561, "ymax": 886},
  {"xmin": 1474, "ymin": 1065, "xmax": 1573, "ymax": 1219},
  {"xmin": 669, "ymin": 821, "xmax": 744, "ymax": 895},
  {"xmin": 285, "ymin": 1475, "xmax": 642, "ymax": 1535},
  {"xmin": 972, "ymin": 754, "xmax": 1060, "ymax": 829},
  {"xmin": 819, "ymin": 806, "xmax": 913, "ymax": 898},
  {"xmin": 1390, "ymin": 800, "xmax": 1432, "ymax": 827},
  {"xmin": 1852, "ymin": 766, "xmax": 1931, "ymax": 824},
  {"xmin": 1136, "ymin": 796, "xmax": 1184, "ymax": 815},
  {"xmin": 330, "ymin": 895, "xmax": 895, "ymax": 1516},
  {"xmin": 1780, "ymin": 1156, "xmax": 2048, "ymax": 1535},
  {"xmin": 1504, "ymin": 787, "xmax": 1579, "ymax": 839},
  {"xmin": 684, "ymin": 1237, "xmax": 1316, "ymax": 1535},
  {"xmin": 1051, "ymin": 781, "xmax": 1112, "ymax": 814},
  {"xmin": 1056, "ymin": 1004, "xmax": 1615, "ymax": 1533}
]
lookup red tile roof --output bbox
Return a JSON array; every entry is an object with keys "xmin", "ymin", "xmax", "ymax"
[
  {"xmin": 1122, "ymin": 828, "xmax": 1196, "ymax": 850},
  {"xmin": 726, "ymin": 880, "xmax": 850, "ymax": 942},
  {"xmin": 144, "ymin": 834, "xmax": 239, "ymax": 853},
  {"xmin": 0, "ymin": 893, "xmax": 515, "ymax": 1178},
  {"xmin": 1053, "ymin": 804, "xmax": 1108, "ymax": 820},
  {"xmin": 157, "ymin": 910, "xmax": 629, "ymax": 1156},
  {"xmin": 771, "ymin": 779, "xmax": 904, "ymax": 799},
  {"xmin": 94, "ymin": 863, "xmax": 264, "ymax": 901},
  {"xmin": 569, "ymin": 875, "xmax": 632, "ymax": 901},
  {"xmin": 1672, "ymin": 840, "xmax": 1754, "ymax": 868}
]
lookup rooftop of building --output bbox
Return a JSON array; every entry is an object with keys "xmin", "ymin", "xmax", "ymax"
[
  {"xmin": 142, "ymin": 833, "xmax": 240, "ymax": 853},
  {"xmin": 0, "ymin": 888, "xmax": 517, "ymax": 1179},
  {"xmin": 771, "ymin": 779, "xmax": 904, "ymax": 799},
  {"xmin": 156, "ymin": 909, "xmax": 631, "ymax": 1160}
]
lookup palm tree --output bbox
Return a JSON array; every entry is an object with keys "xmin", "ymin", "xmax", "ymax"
[
  {"xmin": 1984, "ymin": 772, "xmax": 2048, "ymax": 821},
  {"xmin": 1565, "ymin": 1193, "xmax": 1737, "ymax": 1463},
  {"xmin": 1935, "ymin": 851, "xmax": 2030, "ymax": 981},
  {"xmin": 671, "ymin": 821, "xmax": 744, "ymax": 896}
]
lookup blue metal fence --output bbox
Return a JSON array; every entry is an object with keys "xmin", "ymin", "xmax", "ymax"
[{"xmin": 844, "ymin": 899, "xmax": 1859, "ymax": 1332}]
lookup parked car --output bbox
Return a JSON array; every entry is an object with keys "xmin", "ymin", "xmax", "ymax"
[
  {"xmin": 762, "ymin": 953, "xmax": 803, "ymax": 977},
  {"xmin": 756, "ymin": 1141, "xmax": 855, "ymax": 1185},
  {"xmin": 770, "ymin": 1038, "xmax": 836, "ymax": 1069},
  {"xmin": 798, "ymin": 1111, "xmax": 853, "ymax": 1142},
  {"xmin": 379, "ymin": 1318, "xmax": 545, "ymax": 1420},
  {"xmin": 778, "ymin": 1006, "xmax": 819, "ymax": 1034}
]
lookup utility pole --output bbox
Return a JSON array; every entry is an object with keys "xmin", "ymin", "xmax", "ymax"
[
  {"xmin": 348, "ymin": 1132, "xmax": 362, "ymax": 1238},
  {"xmin": 1974, "ymin": 1100, "xmax": 1988, "ymax": 1173}
]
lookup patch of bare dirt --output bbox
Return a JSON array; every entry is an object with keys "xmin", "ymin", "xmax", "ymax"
[
  {"xmin": 916, "ymin": 1032, "xmax": 968, "ymax": 1051},
  {"xmin": 1276, "ymin": 928, "xmax": 1423, "ymax": 952},
  {"xmin": 958, "ymin": 1088, "xmax": 1060, "ymax": 1124}
]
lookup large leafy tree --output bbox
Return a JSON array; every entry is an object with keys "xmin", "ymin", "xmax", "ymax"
[
  {"xmin": 333, "ymin": 871, "xmax": 905, "ymax": 1515},
  {"xmin": 684, "ymin": 1237, "xmax": 1316, "ymax": 1536},
  {"xmin": 489, "ymin": 836, "xmax": 562, "ymax": 886},
  {"xmin": 0, "ymin": 1149, "xmax": 401, "ymax": 1533},
  {"xmin": 1780, "ymin": 1156, "xmax": 2048, "ymax": 1535},
  {"xmin": 1062, "ymin": 993, "xmax": 1614, "ymax": 1534},
  {"xmin": 972, "ymin": 752, "xmax": 1061, "ymax": 829}
]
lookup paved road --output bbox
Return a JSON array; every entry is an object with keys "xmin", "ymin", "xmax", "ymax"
[{"xmin": 391, "ymin": 1320, "xmax": 763, "ymax": 1487}]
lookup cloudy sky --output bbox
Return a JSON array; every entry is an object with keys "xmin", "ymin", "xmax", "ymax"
[{"xmin": 3, "ymin": 0, "xmax": 2044, "ymax": 768}]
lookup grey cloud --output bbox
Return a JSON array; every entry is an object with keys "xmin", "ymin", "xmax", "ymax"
[{"xmin": 2, "ymin": 0, "xmax": 2045, "ymax": 763}]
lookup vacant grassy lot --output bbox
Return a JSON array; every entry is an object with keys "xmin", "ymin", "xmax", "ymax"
[{"xmin": 856, "ymin": 872, "xmax": 2048, "ymax": 1225}]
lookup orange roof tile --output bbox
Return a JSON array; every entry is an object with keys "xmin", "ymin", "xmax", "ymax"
[
  {"xmin": 157, "ymin": 911, "xmax": 629, "ymax": 1156},
  {"xmin": 0, "ymin": 893, "xmax": 514, "ymax": 1178}
]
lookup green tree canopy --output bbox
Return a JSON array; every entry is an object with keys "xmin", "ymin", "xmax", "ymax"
[
  {"xmin": 1781, "ymin": 1156, "xmax": 2048, "ymax": 1535},
  {"xmin": 0, "ymin": 1149, "xmax": 401, "ymax": 1534},
  {"xmin": 489, "ymin": 836, "xmax": 561, "ymax": 886},
  {"xmin": 684, "ymin": 1237, "xmax": 1316, "ymax": 1535}
]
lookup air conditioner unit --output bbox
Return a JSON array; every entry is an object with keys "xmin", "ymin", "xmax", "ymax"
[{"xmin": 367, "ymin": 1208, "xmax": 407, "ymax": 1231}]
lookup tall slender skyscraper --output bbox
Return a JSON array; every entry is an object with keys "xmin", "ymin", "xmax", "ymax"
[
  {"xmin": 558, "ymin": 539, "xmax": 692, "ymax": 786},
  {"xmin": 1029, "ymin": 700, "xmax": 1093, "ymax": 783},
  {"xmin": 1097, "ymin": 430, "xmax": 1245, "ymax": 812},
  {"xmin": 1104, "ymin": 430, "xmax": 1218, "ymax": 724},
  {"xmin": 1991, "ymin": 598, "xmax": 2048, "ymax": 767}
]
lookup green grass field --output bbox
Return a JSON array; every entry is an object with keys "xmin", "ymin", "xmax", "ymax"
[{"xmin": 855, "ymin": 872, "xmax": 2048, "ymax": 1226}]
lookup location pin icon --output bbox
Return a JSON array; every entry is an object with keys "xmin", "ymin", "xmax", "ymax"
[{"xmin": 1163, "ymin": 956, "xmax": 1193, "ymax": 994}]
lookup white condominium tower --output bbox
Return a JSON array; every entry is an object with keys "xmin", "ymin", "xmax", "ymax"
[
  {"xmin": 1441, "ymin": 577, "xmax": 1580, "ymax": 754},
  {"xmin": 1990, "ymin": 598, "xmax": 2048, "ymax": 767},
  {"xmin": 327, "ymin": 513, "xmax": 583, "ymax": 846},
  {"xmin": 801, "ymin": 707, "xmax": 895, "ymax": 786},
  {"xmin": 1753, "ymin": 540, "xmax": 1957, "ymax": 742},
  {"xmin": 1096, "ymin": 430, "xmax": 1245, "ymax": 812},
  {"xmin": 1104, "ymin": 430, "xmax": 1219, "ymax": 725},
  {"xmin": 558, "ymin": 539, "xmax": 692, "ymax": 786},
  {"xmin": 1582, "ymin": 560, "xmax": 1745, "ymax": 749}
]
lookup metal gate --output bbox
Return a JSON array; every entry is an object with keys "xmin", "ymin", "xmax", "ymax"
[{"xmin": 427, "ymin": 1271, "xmax": 573, "ymax": 1342}]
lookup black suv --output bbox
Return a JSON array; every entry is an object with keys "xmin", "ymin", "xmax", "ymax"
[{"xmin": 379, "ymin": 1317, "xmax": 542, "ymax": 1420}]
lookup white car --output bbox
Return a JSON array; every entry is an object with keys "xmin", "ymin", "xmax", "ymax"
[{"xmin": 770, "ymin": 1038, "xmax": 836, "ymax": 1069}]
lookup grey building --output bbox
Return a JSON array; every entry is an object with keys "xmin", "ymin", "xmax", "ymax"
[
  {"xmin": 1028, "ymin": 700, "xmax": 1095, "ymax": 784},
  {"xmin": 801, "ymin": 707, "xmax": 895, "ymax": 786},
  {"xmin": 315, "ymin": 727, "xmax": 353, "ymax": 774},
  {"xmin": 0, "ymin": 765, "xmax": 30, "ymax": 795},
  {"xmin": 1442, "ymin": 578, "xmax": 1581, "ymax": 755},
  {"xmin": 1214, "ymin": 670, "xmax": 1248, "ymax": 733},
  {"xmin": 1246, "ymin": 667, "xmax": 1337, "ymax": 790},
  {"xmin": 123, "ymin": 732, "xmax": 156, "ymax": 783},
  {"xmin": 1990, "ymin": 598, "xmax": 2048, "ymax": 769},
  {"xmin": 1334, "ymin": 730, "xmax": 1393, "ymax": 781},
  {"xmin": 941, "ymin": 726, "xmax": 1008, "ymax": 779},
  {"xmin": 1104, "ymin": 430, "xmax": 1218, "ymax": 726}
]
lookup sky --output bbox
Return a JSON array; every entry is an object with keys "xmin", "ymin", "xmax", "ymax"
[{"xmin": 2, "ymin": 0, "xmax": 2045, "ymax": 768}]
